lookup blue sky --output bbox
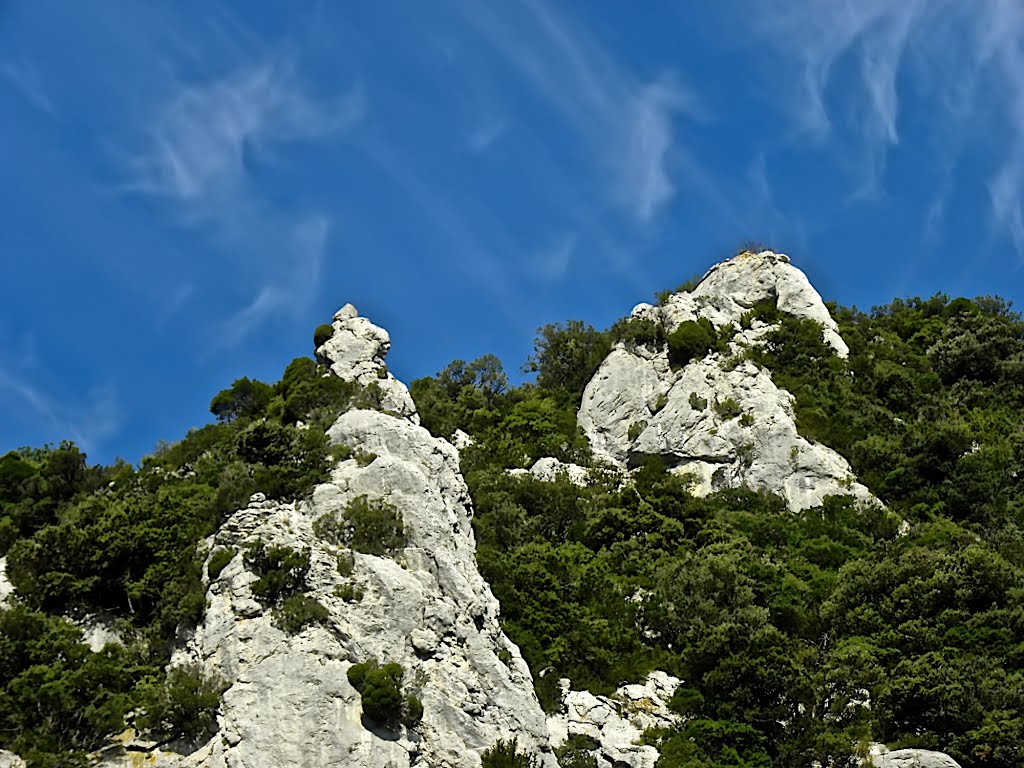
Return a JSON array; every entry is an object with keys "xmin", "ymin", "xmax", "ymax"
[{"xmin": 2, "ymin": 1, "xmax": 1023, "ymax": 465}]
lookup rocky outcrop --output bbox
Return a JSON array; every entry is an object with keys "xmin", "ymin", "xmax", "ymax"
[
  {"xmin": 508, "ymin": 457, "xmax": 592, "ymax": 487},
  {"xmin": 316, "ymin": 303, "xmax": 420, "ymax": 424},
  {"xmin": 578, "ymin": 251, "xmax": 878, "ymax": 511},
  {"xmin": 865, "ymin": 745, "xmax": 962, "ymax": 768},
  {"xmin": 548, "ymin": 672, "xmax": 680, "ymax": 768},
  {"xmin": 0, "ymin": 751, "xmax": 25, "ymax": 768},
  {"xmin": 0, "ymin": 558, "xmax": 13, "ymax": 606},
  {"xmin": 100, "ymin": 307, "xmax": 554, "ymax": 768}
]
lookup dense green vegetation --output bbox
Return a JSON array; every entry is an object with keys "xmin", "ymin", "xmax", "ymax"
[
  {"xmin": 0, "ymin": 335, "xmax": 373, "ymax": 765},
  {"xmin": 2, "ymin": 269, "xmax": 1022, "ymax": 768},
  {"xmin": 410, "ymin": 290, "xmax": 1024, "ymax": 768}
]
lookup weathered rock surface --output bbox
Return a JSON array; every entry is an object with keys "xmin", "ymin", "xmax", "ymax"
[
  {"xmin": 508, "ymin": 457, "xmax": 592, "ymax": 487},
  {"xmin": 579, "ymin": 251, "xmax": 878, "ymax": 511},
  {"xmin": 866, "ymin": 745, "xmax": 962, "ymax": 768},
  {"xmin": 100, "ymin": 309, "xmax": 554, "ymax": 768},
  {"xmin": 548, "ymin": 671, "xmax": 680, "ymax": 768},
  {"xmin": 316, "ymin": 303, "xmax": 420, "ymax": 425},
  {"xmin": 0, "ymin": 558, "xmax": 13, "ymax": 606},
  {"xmin": 0, "ymin": 750, "xmax": 25, "ymax": 768}
]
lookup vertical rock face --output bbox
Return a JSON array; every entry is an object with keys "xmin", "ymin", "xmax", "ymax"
[
  {"xmin": 103, "ymin": 306, "xmax": 554, "ymax": 768},
  {"xmin": 316, "ymin": 304, "xmax": 420, "ymax": 425},
  {"xmin": 578, "ymin": 251, "xmax": 878, "ymax": 511},
  {"xmin": 547, "ymin": 672, "xmax": 681, "ymax": 768}
]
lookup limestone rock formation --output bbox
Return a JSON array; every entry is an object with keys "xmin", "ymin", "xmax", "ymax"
[
  {"xmin": 100, "ymin": 307, "xmax": 554, "ymax": 768},
  {"xmin": 316, "ymin": 303, "xmax": 420, "ymax": 424},
  {"xmin": 548, "ymin": 671, "xmax": 680, "ymax": 768},
  {"xmin": 578, "ymin": 251, "xmax": 878, "ymax": 511},
  {"xmin": 508, "ymin": 457, "xmax": 592, "ymax": 487},
  {"xmin": 866, "ymin": 745, "xmax": 962, "ymax": 768},
  {"xmin": 0, "ymin": 558, "xmax": 13, "ymax": 606}
]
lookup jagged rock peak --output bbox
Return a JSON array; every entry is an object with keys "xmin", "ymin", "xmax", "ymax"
[
  {"xmin": 579, "ymin": 249, "xmax": 878, "ymax": 511},
  {"xmin": 316, "ymin": 303, "xmax": 420, "ymax": 425},
  {"xmin": 633, "ymin": 249, "xmax": 848, "ymax": 358}
]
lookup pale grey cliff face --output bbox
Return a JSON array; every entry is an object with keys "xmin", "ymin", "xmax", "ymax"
[
  {"xmin": 317, "ymin": 303, "xmax": 420, "ymax": 425},
  {"xmin": 578, "ymin": 250, "xmax": 878, "ymax": 511},
  {"xmin": 866, "ymin": 745, "xmax": 962, "ymax": 768},
  {"xmin": 548, "ymin": 672, "xmax": 681, "ymax": 768},
  {"xmin": 101, "ymin": 307, "xmax": 554, "ymax": 768}
]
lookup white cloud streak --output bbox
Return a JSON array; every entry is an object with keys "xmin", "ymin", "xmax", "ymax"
[
  {"xmin": 464, "ymin": 0, "xmax": 697, "ymax": 223},
  {"xmin": 126, "ymin": 59, "xmax": 359, "ymax": 342},
  {"xmin": 739, "ymin": 0, "xmax": 1024, "ymax": 258},
  {"xmin": 0, "ymin": 59, "xmax": 54, "ymax": 115}
]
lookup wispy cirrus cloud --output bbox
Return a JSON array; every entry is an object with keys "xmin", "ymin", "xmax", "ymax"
[
  {"xmin": 0, "ymin": 58, "xmax": 54, "ymax": 116},
  {"xmin": 738, "ymin": 0, "xmax": 1024, "ymax": 259},
  {"xmin": 0, "ymin": 369, "xmax": 120, "ymax": 454},
  {"xmin": 125, "ymin": 59, "xmax": 361, "ymax": 341},
  {"xmin": 463, "ymin": 0, "xmax": 698, "ymax": 224}
]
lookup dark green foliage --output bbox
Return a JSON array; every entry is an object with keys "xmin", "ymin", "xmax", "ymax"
[
  {"xmin": 713, "ymin": 397, "xmax": 743, "ymax": 420},
  {"xmin": 333, "ymin": 582, "xmax": 364, "ymax": 602},
  {"xmin": 347, "ymin": 659, "xmax": 375, "ymax": 692},
  {"xmin": 243, "ymin": 543, "xmax": 311, "ymax": 607},
  {"xmin": 314, "ymin": 323, "xmax": 334, "ymax": 349},
  {"xmin": 402, "ymin": 694, "xmax": 424, "ymax": 728},
  {"xmin": 667, "ymin": 319, "xmax": 716, "ymax": 368},
  {"xmin": 273, "ymin": 593, "xmax": 329, "ymax": 634},
  {"xmin": 318, "ymin": 495, "xmax": 406, "ymax": 557},
  {"xmin": 410, "ymin": 355, "xmax": 509, "ymax": 440},
  {"xmin": 525, "ymin": 321, "xmax": 611, "ymax": 405},
  {"xmin": 0, "ymin": 605, "xmax": 153, "ymax": 763},
  {"xmin": 207, "ymin": 547, "xmax": 235, "ymax": 579},
  {"xmin": 347, "ymin": 660, "xmax": 420, "ymax": 730},
  {"xmin": 688, "ymin": 392, "xmax": 708, "ymax": 411},
  {"xmin": 627, "ymin": 420, "xmax": 648, "ymax": 443},
  {"xmin": 209, "ymin": 377, "xmax": 275, "ymax": 423},
  {"xmin": 481, "ymin": 738, "xmax": 540, "ymax": 768},
  {"xmin": 739, "ymin": 298, "xmax": 781, "ymax": 330},
  {"xmin": 655, "ymin": 275, "xmax": 703, "ymax": 304},
  {"xmin": 134, "ymin": 665, "xmax": 223, "ymax": 740},
  {"xmin": 609, "ymin": 316, "xmax": 664, "ymax": 347}
]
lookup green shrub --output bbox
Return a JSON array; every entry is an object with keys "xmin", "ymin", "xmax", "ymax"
[
  {"xmin": 244, "ymin": 543, "xmax": 311, "ymax": 606},
  {"xmin": 336, "ymin": 551, "xmax": 355, "ymax": 576},
  {"xmin": 688, "ymin": 392, "xmax": 708, "ymax": 411},
  {"xmin": 360, "ymin": 663, "xmax": 405, "ymax": 728},
  {"xmin": 739, "ymin": 297, "xmax": 781, "ymax": 330},
  {"xmin": 627, "ymin": 420, "xmax": 648, "ymax": 443},
  {"xmin": 209, "ymin": 377, "xmax": 275, "ymax": 423},
  {"xmin": 273, "ymin": 593, "xmax": 328, "ymax": 634},
  {"xmin": 346, "ymin": 495, "xmax": 406, "ymax": 556},
  {"xmin": 207, "ymin": 547, "xmax": 236, "ymax": 580},
  {"xmin": 609, "ymin": 316, "xmax": 663, "ymax": 347},
  {"xmin": 333, "ymin": 582, "xmax": 364, "ymax": 602},
  {"xmin": 313, "ymin": 511, "xmax": 347, "ymax": 547},
  {"xmin": 402, "ymin": 694, "xmax": 424, "ymax": 728},
  {"xmin": 135, "ymin": 665, "xmax": 223, "ymax": 740},
  {"xmin": 347, "ymin": 659, "xmax": 377, "ymax": 692},
  {"xmin": 713, "ymin": 397, "xmax": 743, "ymax": 420},
  {"xmin": 667, "ymin": 320, "xmax": 716, "ymax": 368},
  {"xmin": 481, "ymin": 738, "xmax": 540, "ymax": 768},
  {"xmin": 314, "ymin": 323, "xmax": 334, "ymax": 350}
]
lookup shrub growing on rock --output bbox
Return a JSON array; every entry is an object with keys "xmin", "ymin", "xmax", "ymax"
[
  {"xmin": 481, "ymin": 738, "xmax": 540, "ymax": 768},
  {"xmin": 206, "ymin": 547, "xmax": 236, "ymax": 580},
  {"xmin": 273, "ymin": 593, "xmax": 328, "ymax": 634},
  {"xmin": 135, "ymin": 665, "xmax": 224, "ymax": 741},
  {"xmin": 346, "ymin": 495, "xmax": 406, "ymax": 556},
  {"xmin": 313, "ymin": 323, "xmax": 334, "ymax": 350},
  {"xmin": 667, "ymin": 319, "xmax": 717, "ymax": 368},
  {"xmin": 347, "ymin": 660, "xmax": 421, "ymax": 731}
]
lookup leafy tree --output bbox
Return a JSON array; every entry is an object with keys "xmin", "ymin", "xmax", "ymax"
[
  {"xmin": 525, "ymin": 321, "xmax": 610, "ymax": 405},
  {"xmin": 209, "ymin": 377, "xmax": 275, "ymax": 423}
]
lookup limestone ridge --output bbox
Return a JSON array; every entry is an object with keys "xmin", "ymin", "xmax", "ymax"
[
  {"xmin": 316, "ymin": 303, "xmax": 420, "ymax": 424},
  {"xmin": 107, "ymin": 306, "xmax": 555, "ymax": 768},
  {"xmin": 578, "ymin": 250, "xmax": 879, "ymax": 511}
]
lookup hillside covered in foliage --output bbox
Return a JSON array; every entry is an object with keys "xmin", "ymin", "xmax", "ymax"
[{"xmin": 0, "ymin": 269, "xmax": 1022, "ymax": 768}]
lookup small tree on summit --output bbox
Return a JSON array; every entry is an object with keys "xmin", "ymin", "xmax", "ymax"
[{"xmin": 209, "ymin": 377, "xmax": 274, "ymax": 423}]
